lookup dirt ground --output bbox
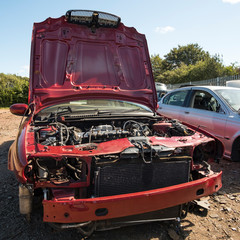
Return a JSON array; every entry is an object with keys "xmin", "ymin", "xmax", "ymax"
[{"xmin": 0, "ymin": 109, "xmax": 239, "ymax": 240}]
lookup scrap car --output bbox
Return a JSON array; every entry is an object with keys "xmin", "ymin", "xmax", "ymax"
[
  {"xmin": 8, "ymin": 10, "xmax": 222, "ymax": 236},
  {"xmin": 158, "ymin": 86, "xmax": 240, "ymax": 161}
]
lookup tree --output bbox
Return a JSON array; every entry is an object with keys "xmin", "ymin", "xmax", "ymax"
[
  {"xmin": 151, "ymin": 43, "xmax": 240, "ymax": 84},
  {"xmin": 156, "ymin": 58, "xmax": 226, "ymax": 84},
  {"xmin": 162, "ymin": 43, "xmax": 209, "ymax": 71},
  {"xmin": 0, "ymin": 73, "xmax": 29, "ymax": 107},
  {"xmin": 222, "ymin": 62, "xmax": 240, "ymax": 76},
  {"xmin": 150, "ymin": 54, "xmax": 163, "ymax": 80}
]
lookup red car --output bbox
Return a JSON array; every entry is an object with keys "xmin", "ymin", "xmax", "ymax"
[{"xmin": 8, "ymin": 10, "xmax": 222, "ymax": 236}]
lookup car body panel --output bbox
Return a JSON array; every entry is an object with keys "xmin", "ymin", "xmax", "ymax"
[
  {"xmin": 225, "ymin": 117, "xmax": 240, "ymax": 157},
  {"xmin": 43, "ymin": 172, "xmax": 222, "ymax": 223},
  {"xmin": 159, "ymin": 103, "xmax": 184, "ymax": 121},
  {"xmin": 158, "ymin": 89, "xmax": 190, "ymax": 121},
  {"xmin": 8, "ymin": 120, "xmax": 29, "ymax": 183},
  {"xmin": 182, "ymin": 108, "xmax": 228, "ymax": 141},
  {"xmin": 29, "ymin": 16, "xmax": 157, "ymax": 111}
]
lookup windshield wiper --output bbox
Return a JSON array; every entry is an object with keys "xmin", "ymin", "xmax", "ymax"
[
  {"xmin": 97, "ymin": 110, "xmax": 112, "ymax": 115},
  {"xmin": 116, "ymin": 108, "xmax": 151, "ymax": 113},
  {"xmin": 53, "ymin": 109, "xmax": 112, "ymax": 119},
  {"xmin": 56, "ymin": 106, "xmax": 72, "ymax": 115}
]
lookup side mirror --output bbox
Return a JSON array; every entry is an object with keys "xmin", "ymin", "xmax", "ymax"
[{"xmin": 10, "ymin": 103, "xmax": 29, "ymax": 116}]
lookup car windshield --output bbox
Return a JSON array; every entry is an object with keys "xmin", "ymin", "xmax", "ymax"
[
  {"xmin": 38, "ymin": 99, "xmax": 152, "ymax": 115},
  {"xmin": 216, "ymin": 89, "xmax": 240, "ymax": 111}
]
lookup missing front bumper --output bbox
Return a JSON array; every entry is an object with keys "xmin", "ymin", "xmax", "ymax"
[{"xmin": 43, "ymin": 171, "xmax": 222, "ymax": 224}]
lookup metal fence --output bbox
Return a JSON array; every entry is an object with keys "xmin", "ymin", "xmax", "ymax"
[{"xmin": 167, "ymin": 74, "xmax": 240, "ymax": 89}]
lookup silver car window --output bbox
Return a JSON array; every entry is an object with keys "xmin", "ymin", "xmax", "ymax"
[
  {"xmin": 216, "ymin": 89, "xmax": 240, "ymax": 112},
  {"xmin": 163, "ymin": 90, "xmax": 188, "ymax": 106},
  {"xmin": 191, "ymin": 90, "xmax": 220, "ymax": 112}
]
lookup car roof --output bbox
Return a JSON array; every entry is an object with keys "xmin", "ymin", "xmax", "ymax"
[{"xmin": 170, "ymin": 85, "xmax": 239, "ymax": 92}]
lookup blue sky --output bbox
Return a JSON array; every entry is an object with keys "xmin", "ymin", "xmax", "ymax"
[{"xmin": 0, "ymin": 0, "xmax": 239, "ymax": 77}]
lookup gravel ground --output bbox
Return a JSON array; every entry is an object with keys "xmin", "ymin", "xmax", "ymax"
[{"xmin": 0, "ymin": 109, "xmax": 240, "ymax": 240}]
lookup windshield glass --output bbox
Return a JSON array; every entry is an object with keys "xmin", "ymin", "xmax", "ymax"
[
  {"xmin": 216, "ymin": 89, "xmax": 240, "ymax": 111},
  {"xmin": 38, "ymin": 99, "xmax": 152, "ymax": 114}
]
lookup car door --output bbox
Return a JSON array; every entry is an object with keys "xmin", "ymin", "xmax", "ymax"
[
  {"xmin": 158, "ymin": 89, "xmax": 190, "ymax": 121},
  {"xmin": 182, "ymin": 89, "xmax": 228, "ymax": 143}
]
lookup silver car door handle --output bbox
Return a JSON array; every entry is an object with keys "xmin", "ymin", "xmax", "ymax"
[{"xmin": 184, "ymin": 111, "xmax": 189, "ymax": 114}]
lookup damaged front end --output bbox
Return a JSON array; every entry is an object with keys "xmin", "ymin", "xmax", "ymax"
[{"xmin": 14, "ymin": 109, "xmax": 222, "ymax": 235}]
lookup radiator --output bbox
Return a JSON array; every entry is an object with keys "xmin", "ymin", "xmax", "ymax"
[{"xmin": 95, "ymin": 158, "xmax": 190, "ymax": 197}]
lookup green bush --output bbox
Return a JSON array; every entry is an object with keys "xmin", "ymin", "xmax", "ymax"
[{"xmin": 0, "ymin": 73, "xmax": 29, "ymax": 107}]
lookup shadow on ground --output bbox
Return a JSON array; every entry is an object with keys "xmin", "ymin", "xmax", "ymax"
[{"xmin": 211, "ymin": 159, "xmax": 240, "ymax": 195}]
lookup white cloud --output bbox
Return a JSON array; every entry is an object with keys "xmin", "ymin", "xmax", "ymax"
[
  {"xmin": 222, "ymin": 0, "xmax": 240, "ymax": 4},
  {"xmin": 155, "ymin": 26, "xmax": 175, "ymax": 34},
  {"xmin": 18, "ymin": 65, "xmax": 30, "ymax": 77}
]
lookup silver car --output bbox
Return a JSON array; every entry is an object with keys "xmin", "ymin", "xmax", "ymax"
[{"xmin": 158, "ymin": 86, "xmax": 240, "ymax": 161}]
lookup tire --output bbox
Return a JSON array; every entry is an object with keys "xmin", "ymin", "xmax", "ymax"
[{"xmin": 231, "ymin": 138, "xmax": 240, "ymax": 162}]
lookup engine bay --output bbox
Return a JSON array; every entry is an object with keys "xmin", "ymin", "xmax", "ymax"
[
  {"xmin": 24, "ymin": 115, "xmax": 218, "ymax": 193},
  {"xmin": 34, "ymin": 118, "xmax": 195, "ymax": 146}
]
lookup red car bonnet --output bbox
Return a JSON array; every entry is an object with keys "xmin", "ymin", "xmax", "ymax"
[{"xmin": 29, "ymin": 15, "xmax": 158, "ymax": 111}]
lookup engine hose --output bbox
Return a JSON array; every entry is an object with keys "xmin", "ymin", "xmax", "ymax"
[
  {"xmin": 35, "ymin": 159, "xmax": 49, "ymax": 173},
  {"xmin": 49, "ymin": 221, "xmax": 96, "ymax": 237},
  {"xmin": 49, "ymin": 122, "xmax": 69, "ymax": 145},
  {"xmin": 77, "ymin": 221, "xmax": 96, "ymax": 237},
  {"xmin": 48, "ymin": 221, "xmax": 92, "ymax": 230},
  {"xmin": 123, "ymin": 120, "xmax": 143, "ymax": 131},
  {"xmin": 74, "ymin": 171, "xmax": 81, "ymax": 180},
  {"xmin": 63, "ymin": 158, "xmax": 82, "ymax": 173}
]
